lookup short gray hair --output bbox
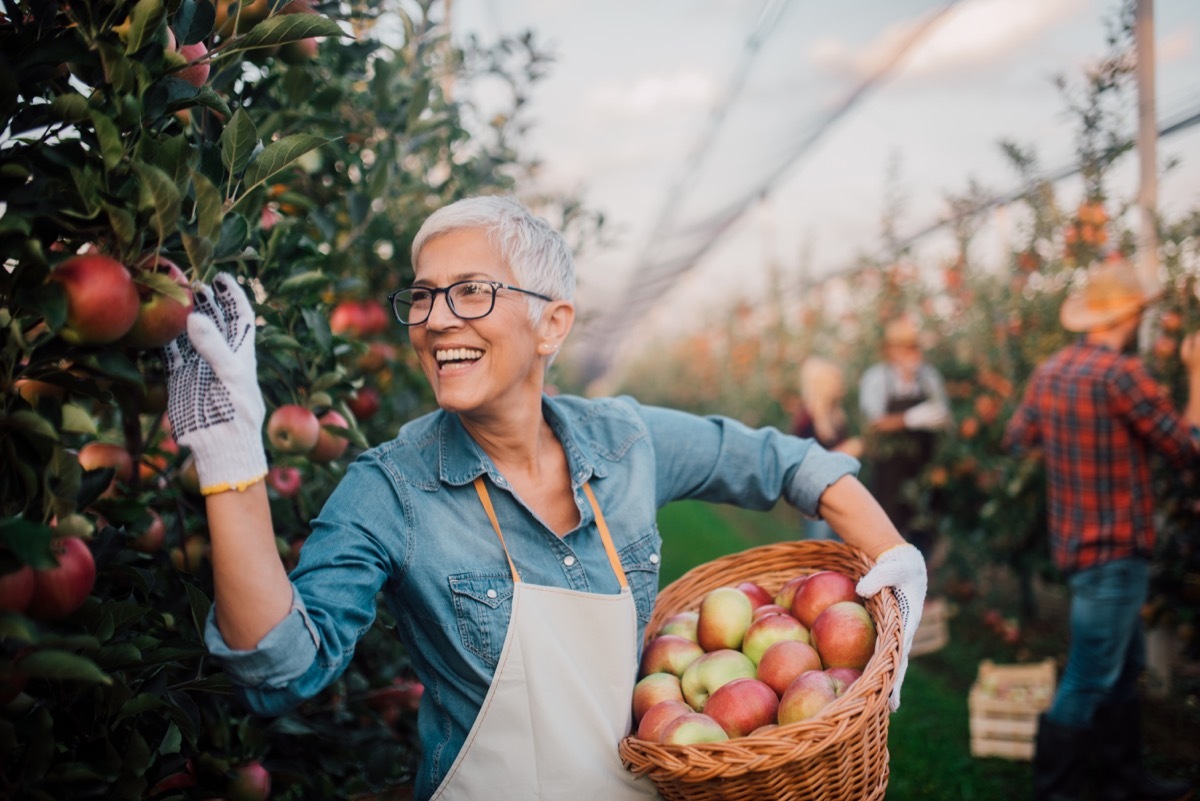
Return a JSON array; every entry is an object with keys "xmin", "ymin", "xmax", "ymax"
[{"xmin": 412, "ymin": 196, "xmax": 576, "ymax": 323}]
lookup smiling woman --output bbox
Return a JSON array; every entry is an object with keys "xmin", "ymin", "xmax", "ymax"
[{"xmin": 165, "ymin": 194, "xmax": 929, "ymax": 801}]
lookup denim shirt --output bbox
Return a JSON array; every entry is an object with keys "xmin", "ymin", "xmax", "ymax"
[{"xmin": 204, "ymin": 394, "xmax": 858, "ymax": 799}]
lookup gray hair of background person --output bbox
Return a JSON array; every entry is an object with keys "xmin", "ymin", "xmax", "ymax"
[{"xmin": 411, "ymin": 195, "xmax": 578, "ymax": 326}]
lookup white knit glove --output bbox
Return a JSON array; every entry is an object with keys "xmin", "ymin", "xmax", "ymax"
[
  {"xmin": 856, "ymin": 543, "xmax": 927, "ymax": 711},
  {"xmin": 164, "ymin": 273, "xmax": 267, "ymax": 495}
]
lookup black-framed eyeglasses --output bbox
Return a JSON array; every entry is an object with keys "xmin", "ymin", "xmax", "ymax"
[{"xmin": 388, "ymin": 280, "xmax": 554, "ymax": 326}]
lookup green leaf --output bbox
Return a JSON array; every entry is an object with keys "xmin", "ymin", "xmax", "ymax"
[
  {"xmin": 135, "ymin": 268, "xmax": 191, "ymax": 306},
  {"xmin": 235, "ymin": 14, "xmax": 344, "ymax": 51},
  {"xmin": 213, "ymin": 213, "xmax": 249, "ymax": 261},
  {"xmin": 192, "ymin": 170, "xmax": 222, "ymax": 243},
  {"xmin": 275, "ymin": 270, "xmax": 331, "ymax": 295},
  {"xmin": 126, "ymin": 0, "xmax": 166, "ymax": 54},
  {"xmin": 0, "ymin": 517, "xmax": 55, "ymax": 569},
  {"xmin": 183, "ymin": 581, "xmax": 211, "ymax": 635},
  {"xmin": 173, "ymin": 0, "xmax": 216, "ymax": 45},
  {"xmin": 135, "ymin": 162, "xmax": 183, "ymax": 248},
  {"xmin": 219, "ymin": 107, "xmax": 259, "ymax": 176},
  {"xmin": 104, "ymin": 202, "xmax": 138, "ymax": 248},
  {"xmin": 91, "ymin": 111, "xmax": 125, "ymax": 173},
  {"xmin": 182, "ymin": 231, "xmax": 214, "ymax": 272},
  {"xmin": 0, "ymin": 614, "xmax": 37, "ymax": 643},
  {"xmin": 158, "ymin": 721, "xmax": 183, "ymax": 755},
  {"xmin": 99, "ymin": 41, "xmax": 137, "ymax": 94},
  {"xmin": 192, "ymin": 86, "xmax": 232, "ymax": 118},
  {"xmin": 241, "ymin": 134, "xmax": 329, "ymax": 194},
  {"xmin": 70, "ymin": 166, "xmax": 104, "ymax": 218},
  {"xmin": 61, "ymin": 404, "xmax": 99, "ymax": 435},
  {"xmin": 115, "ymin": 694, "xmax": 165, "ymax": 726},
  {"xmin": 76, "ymin": 350, "xmax": 145, "ymax": 385},
  {"xmin": 18, "ymin": 650, "xmax": 113, "ymax": 685},
  {"xmin": 4, "ymin": 410, "xmax": 59, "ymax": 441},
  {"xmin": 50, "ymin": 95, "xmax": 90, "ymax": 125},
  {"xmin": 259, "ymin": 332, "xmax": 304, "ymax": 350}
]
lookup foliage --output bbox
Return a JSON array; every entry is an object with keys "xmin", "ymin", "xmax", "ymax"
[{"xmin": 1, "ymin": 1, "xmax": 593, "ymax": 798}]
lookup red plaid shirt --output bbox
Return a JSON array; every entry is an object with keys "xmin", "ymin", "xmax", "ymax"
[{"xmin": 1003, "ymin": 341, "xmax": 1200, "ymax": 573}]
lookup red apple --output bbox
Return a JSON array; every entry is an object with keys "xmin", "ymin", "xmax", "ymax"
[
  {"xmin": 177, "ymin": 41, "xmax": 210, "ymax": 86},
  {"xmin": 697, "ymin": 585, "xmax": 754, "ymax": 651},
  {"xmin": 50, "ymin": 254, "xmax": 141, "ymax": 344},
  {"xmin": 656, "ymin": 610, "xmax": 699, "ymax": 642},
  {"xmin": 810, "ymin": 600, "xmax": 876, "ymax": 671},
  {"xmin": 680, "ymin": 648, "xmax": 756, "ymax": 712},
  {"xmin": 78, "ymin": 441, "xmax": 134, "ymax": 498},
  {"xmin": 266, "ymin": 465, "xmax": 303, "ymax": 497},
  {"xmin": 791, "ymin": 570, "xmax": 860, "ymax": 628},
  {"xmin": 704, "ymin": 678, "xmax": 779, "ymax": 738},
  {"xmin": 735, "ymin": 580, "xmax": 774, "ymax": 610},
  {"xmin": 0, "ymin": 565, "xmax": 36, "ymax": 613},
  {"xmin": 777, "ymin": 670, "xmax": 846, "ymax": 725},
  {"xmin": 632, "ymin": 672, "xmax": 685, "ymax": 723},
  {"xmin": 752, "ymin": 603, "xmax": 791, "ymax": 621},
  {"xmin": 123, "ymin": 256, "xmax": 194, "ymax": 348},
  {"xmin": 26, "ymin": 537, "xmax": 96, "ymax": 620},
  {"xmin": 227, "ymin": 761, "xmax": 271, "ymax": 801},
  {"xmin": 170, "ymin": 534, "xmax": 209, "ymax": 574},
  {"xmin": 330, "ymin": 300, "xmax": 391, "ymax": 338},
  {"xmin": 130, "ymin": 508, "xmax": 166, "ymax": 553},
  {"xmin": 266, "ymin": 404, "xmax": 321, "ymax": 454},
  {"xmin": 825, "ymin": 667, "xmax": 862, "ymax": 689},
  {"xmin": 309, "ymin": 410, "xmax": 350, "ymax": 463},
  {"xmin": 346, "ymin": 387, "xmax": 381, "ymax": 421},
  {"xmin": 773, "ymin": 575, "xmax": 809, "ymax": 610},
  {"xmin": 638, "ymin": 634, "xmax": 704, "ymax": 679},
  {"xmin": 635, "ymin": 699, "xmax": 693, "ymax": 742},
  {"xmin": 756, "ymin": 640, "xmax": 823, "ymax": 697},
  {"xmin": 658, "ymin": 712, "xmax": 729, "ymax": 745},
  {"xmin": 741, "ymin": 612, "xmax": 810, "ymax": 665}
]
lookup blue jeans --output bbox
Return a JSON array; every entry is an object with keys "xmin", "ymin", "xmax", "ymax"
[{"xmin": 1048, "ymin": 558, "xmax": 1148, "ymax": 728}]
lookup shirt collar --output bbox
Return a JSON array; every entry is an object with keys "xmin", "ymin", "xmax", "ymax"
[{"xmin": 434, "ymin": 395, "xmax": 608, "ymax": 489}]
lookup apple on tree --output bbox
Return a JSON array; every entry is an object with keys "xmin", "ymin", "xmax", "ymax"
[
  {"xmin": 309, "ymin": 410, "xmax": 351, "ymax": 463},
  {"xmin": 346, "ymin": 387, "xmax": 382, "ymax": 422},
  {"xmin": 77, "ymin": 441, "xmax": 134, "ymax": 498},
  {"xmin": 266, "ymin": 465, "xmax": 303, "ymax": 498},
  {"xmin": 0, "ymin": 565, "xmax": 36, "ymax": 613},
  {"xmin": 267, "ymin": 404, "xmax": 322, "ymax": 454},
  {"xmin": 122, "ymin": 255, "xmax": 194, "ymax": 349},
  {"xmin": 49, "ymin": 254, "xmax": 141, "ymax": 344},
  {"xmin": 704, "ymin": 677, "xmax": 779, "ymax": 738},
  {"xmin": 26, "ymin": 537, "xmax": 96, "ymax": 620},
  {"xmin": 129, "ymin": 509, "xmax": 166, "ymax": 553},
  {"xmin": 680, "ymin": 648, "xmax": 756, "ymax": 712},
  {"xmin": 227, "ymin": 761, "xmax": 271, "ymax": 801}
]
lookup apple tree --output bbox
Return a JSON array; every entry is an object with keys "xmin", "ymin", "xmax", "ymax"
[{"xmin": 1, "ymin": 1, "xmax": 589, "ymax": 798}]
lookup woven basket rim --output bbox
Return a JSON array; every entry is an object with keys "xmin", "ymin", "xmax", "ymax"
[{"xmin": 619, "ymin": 539, "xmax": 902, "ymax": 784}]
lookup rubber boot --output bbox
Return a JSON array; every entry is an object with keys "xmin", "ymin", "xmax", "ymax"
[
  {"xmin": 1092, "ymin": 698, "xmax": 1193, "ymax": 801},
  {"xmin": 1033, "ymin": 713, "xmax": 1090, "ymax": 801}
]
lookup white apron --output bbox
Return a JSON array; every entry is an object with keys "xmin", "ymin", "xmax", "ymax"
[{"xmin": 430, "ymin": 479, "xmax": 661, "ymax": 801}]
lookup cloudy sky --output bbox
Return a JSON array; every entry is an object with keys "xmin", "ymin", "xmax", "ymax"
[{"xmin": 447, "ymin": 0, "xmax": 1200, "ymax": 380}]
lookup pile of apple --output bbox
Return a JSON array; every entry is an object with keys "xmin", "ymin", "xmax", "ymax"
[{"xmin": 631, "ymin": 570, "xmax": 877, "ymax": 745}]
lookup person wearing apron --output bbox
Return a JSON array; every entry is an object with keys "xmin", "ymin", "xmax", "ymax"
[
  {"xmin": 858, "ymin": 317, "xmax": 951, "ymax": 559},
  {"xmin": 171, "ymin": 197, "xmax": 930, "ymax": 800}
]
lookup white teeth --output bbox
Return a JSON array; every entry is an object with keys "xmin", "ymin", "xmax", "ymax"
[{"xmin": 435, "ymin": 348, "xmax": 483, "ymax": 363}]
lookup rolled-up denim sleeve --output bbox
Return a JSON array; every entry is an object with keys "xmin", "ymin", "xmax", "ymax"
[
  {"xmin": 203, "ymin": 584, "xmax": 320, "ymax": 688},
  {"xmin": 786, "ymin": 446, "xmax": 861, "ymax": 519}
]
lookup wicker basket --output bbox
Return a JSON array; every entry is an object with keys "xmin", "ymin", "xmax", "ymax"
[{"xmin": 619, "ymin": 540, "xmax": 903, "ymax": 801}]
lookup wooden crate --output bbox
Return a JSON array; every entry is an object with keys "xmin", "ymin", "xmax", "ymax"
[
  {"xmin": 910, "ymin": 596, "xmax": 950, "ymax": 657},
  {"xmin": 968, "ymin": 658, "xmax": 1057, "ymax": 760}
]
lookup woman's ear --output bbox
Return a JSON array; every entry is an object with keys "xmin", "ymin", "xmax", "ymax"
[{"xmin": 538, "ymin": 299, "xmax": 575, "ymax": 352}]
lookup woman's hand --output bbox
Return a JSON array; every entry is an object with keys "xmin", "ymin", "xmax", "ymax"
[{"xmin": 164, "ymin": 273, "xmax": 267, "ymax": 495}]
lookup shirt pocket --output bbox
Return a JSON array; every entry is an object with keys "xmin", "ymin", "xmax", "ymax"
[
  {"xmin": 617, "ymin": 529, "xmax": 663, "ymax": 626},
  {"xmin": 449, "ymin": 572, "xmax": 515, "ymax": 670}
]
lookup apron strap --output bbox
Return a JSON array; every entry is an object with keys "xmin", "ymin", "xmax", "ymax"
[
  {"xmin": 582, "ymin": 483, "xmax": 629, "ymax": 590},
  {"xmin": 471, "ymin": 477, "xmax": 629, "ymax": 590},
  {"xmin": 474, "ymin": 477, "xmax": 522, "ymax": 584}
]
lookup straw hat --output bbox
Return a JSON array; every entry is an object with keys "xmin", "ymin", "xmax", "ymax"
[{"xmin": 1059, "ymin": 257, "xmax": 1154, "ymax": 332}]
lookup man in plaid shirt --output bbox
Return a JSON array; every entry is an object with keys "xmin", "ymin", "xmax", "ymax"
[{"xmin": 1004, "ymin": 257, "xmax": 1199, "ymax": 801}]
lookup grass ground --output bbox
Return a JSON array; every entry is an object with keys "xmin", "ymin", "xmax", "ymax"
[{"xmin": 655, "ymin": 499, "xmax": 1200, "ymax": 801}]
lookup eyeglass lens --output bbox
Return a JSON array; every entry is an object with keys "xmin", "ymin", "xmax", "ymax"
[{"xmin": 393, "ymin": 281, "xmax": 497, "ymax": 324}]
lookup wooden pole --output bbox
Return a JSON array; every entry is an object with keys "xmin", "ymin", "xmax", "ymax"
[{"xmin": 1135, "ymin": 0, "xmax": 1158, "ymax": 291}]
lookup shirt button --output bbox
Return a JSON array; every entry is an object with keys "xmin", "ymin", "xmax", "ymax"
[
  {"xmin": 649, "ymin": 554, "xmax": 660, "ymax": 564},
  {"xmin": 564, "ymin": 556, "xmax": 576, "ymax": 567},
  {"xmin": 486, "ymin": 589, "xmax": 498, "ymax": 599}
]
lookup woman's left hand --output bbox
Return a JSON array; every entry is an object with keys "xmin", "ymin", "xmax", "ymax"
[{"xmin": 855, "ymin": 543, "xmax": 927, "ymax": 711}]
